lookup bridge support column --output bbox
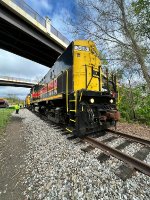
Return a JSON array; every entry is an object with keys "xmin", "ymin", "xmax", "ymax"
[{"xmin": 46, "ymin": 17, "xmax": 51, "ymax": 34}]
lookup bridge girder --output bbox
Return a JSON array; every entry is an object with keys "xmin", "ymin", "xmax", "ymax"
[
  {"xmin": 0, "ymin": 3, "xmax": 66, "ymax": 67},
  {"xmin": 0, "ymin": 80, "xmax": 35, "ymax": 88}
]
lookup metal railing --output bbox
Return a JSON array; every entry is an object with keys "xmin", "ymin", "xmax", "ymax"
[
  {"xmin": 0, "ymin": 76, "xmax": 37, "ymax": 84},
  {"xmin": 11, "ymin": 0, "xmax": 70, "ymax": 45}
]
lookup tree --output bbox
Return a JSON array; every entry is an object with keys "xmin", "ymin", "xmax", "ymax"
[
  {"xmin": 67, "ymin": 0, "xmax": 150, "ymax": 91},
  {"xmin": 118, "ymin": 83, "xmax": 150, "ymax": 125},
  {"xmin": 132, "ymin": 0, "xmax": 150, "ymax": 39}
]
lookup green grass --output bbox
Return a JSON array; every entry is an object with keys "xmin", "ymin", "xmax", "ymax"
[{"xmin": 0, "ymin": 108, "xmax": 14, "ymax": 134}]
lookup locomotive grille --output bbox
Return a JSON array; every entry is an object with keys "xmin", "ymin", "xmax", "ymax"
[{"xmin": 98, "ymin": 104, "xmax": 116, "ymax": 110}]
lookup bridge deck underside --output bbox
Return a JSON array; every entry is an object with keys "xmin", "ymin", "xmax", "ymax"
[
  {"xmin": 0, "ymin": 4, "xmax": 65, "ymax": 67},
  {"xmin": 0, "ymin": 80, "xmax": 34, "ymax": 88}
]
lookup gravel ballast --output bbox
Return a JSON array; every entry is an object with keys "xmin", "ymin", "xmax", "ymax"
[
  {"xmin": 17, "ymin": 109, "xmax": 150, "ymax": 199},
  {"xmin": 112, "ymin": 122, "xmax": 150, "ymax": 140}
]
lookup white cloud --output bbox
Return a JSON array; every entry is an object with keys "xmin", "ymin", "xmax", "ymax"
[
  {"xmin": 41, "ymin": 0, "xmax": 52, "ymax": 11},
  {"xmin": 25, "ymin": 0, "xmax": 53, "ymax": 15},
  {"xmin": 0, "ymin": 86, "xmax": 30, "ymax": 99},
  {"xmin": 51, "ymin": 8, "xmax": 73, "ymax": 41},
  {"xmin": 0, "ymin": 50, "xmax": 49, "ymax": 79},
  {"xmin": 0, "ymin": 50, "xmax": 49, "ymax": 99}
]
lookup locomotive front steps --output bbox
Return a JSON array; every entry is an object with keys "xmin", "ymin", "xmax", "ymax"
[{"xmin": 65, "ymin": 126, "xmax": 75, "ymax": 133}]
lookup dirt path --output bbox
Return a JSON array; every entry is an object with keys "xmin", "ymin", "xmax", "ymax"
[{"xmin": 0, "ymin": 115, "xmax": 26, "ymax": 200}]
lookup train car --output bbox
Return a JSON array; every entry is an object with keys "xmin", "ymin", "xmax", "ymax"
[
  {"xmin": 29, "ymin": 40, "xmax": 120, "ymax": 136},
  {"xmin": 0, "ymin": 98, "xmax": 9, "ymax": 108}
]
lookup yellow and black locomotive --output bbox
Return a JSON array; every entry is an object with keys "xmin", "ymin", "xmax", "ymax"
[{"xmin": 27, "ymin": 40, "xmax": 120, "ymax": 136}]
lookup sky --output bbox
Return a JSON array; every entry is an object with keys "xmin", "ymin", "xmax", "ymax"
[{"xmin": 0, "ymin": 0, "xmax": 76, "ymax": 100}]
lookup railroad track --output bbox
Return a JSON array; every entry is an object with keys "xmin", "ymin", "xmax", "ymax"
[
  {"xmin": 82, "ymin": 131, "xmax": 150, "ymax": 180},
  {"xmin": 106, "ymin": 129, "xmax": 150, "ymax": 146},
  {"xmin": 31, "ymin": 110, "xmax": 150, "ymax": 180}
]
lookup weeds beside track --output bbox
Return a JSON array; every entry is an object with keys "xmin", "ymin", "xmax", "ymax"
[{"xmin": 0, "ymin": 108, "xmax": 14, "ymax": 134}]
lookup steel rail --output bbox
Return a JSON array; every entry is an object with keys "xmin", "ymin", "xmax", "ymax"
[
  {"xmin": 84, "ymin": 136, "xmax": 150, "ymax": 177},
  {"xmin": 106, "ymin": 129, "xmax": 150, "ymax": 146}
]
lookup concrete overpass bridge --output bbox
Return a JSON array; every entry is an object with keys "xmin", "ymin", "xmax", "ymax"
[
  {"xmin": 0, "ymin": 0, "xmax": 70, "ymax": 67},
  {"xmin": 0, "ymin": 76, "xmax": 37, "ymax": 88}
]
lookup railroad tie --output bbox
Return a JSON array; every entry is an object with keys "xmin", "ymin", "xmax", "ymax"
[
  {"xmin": 97, "ymin": 140, "xmax": 132, "ymax": 163},
  {"xmin": 81, "ymin": 145, "xmax": 95, "ymax": 153},
  {"xmin": 115, "ymin": 146, "xmax": 150, "ymax": 181}
]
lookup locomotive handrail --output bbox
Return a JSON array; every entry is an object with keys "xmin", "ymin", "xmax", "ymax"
[{"xmin": 66, "ymin": 70, "xmax": 69, "ymax": 113}]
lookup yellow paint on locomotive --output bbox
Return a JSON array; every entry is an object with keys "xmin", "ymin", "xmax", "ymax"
[
  {"xmin": 31, "ymin": 94, "xmax": 63, "ymax": 104},
  {"xmin": 73, "ymin": 40, "xmax": 102, "ymax": 92},
  {"xmin": 25, "ymin": 95, "xmax": 30, "ymax": 107}
]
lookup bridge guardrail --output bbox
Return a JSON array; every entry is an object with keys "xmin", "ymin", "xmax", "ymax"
[
  {"xmin": 0, "ymin": 76, "xmax": 37, "ymax": 84},
  {"xmin": 11, "ymin": 0, "xmax": 70, "ymax": 45}
]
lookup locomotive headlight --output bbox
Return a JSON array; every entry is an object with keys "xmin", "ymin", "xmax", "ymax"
[
  {"xmin": 110, "ymin": 99, "xmax": 114, "ymax": 104},
  {"xmin": 90, "ymin": 98, "xmax": 94, "ymax": 103}
]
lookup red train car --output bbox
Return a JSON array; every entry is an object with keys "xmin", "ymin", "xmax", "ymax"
[{"xmin": 0, "ymin": 98, "xmax": 9, "ymax": 108}]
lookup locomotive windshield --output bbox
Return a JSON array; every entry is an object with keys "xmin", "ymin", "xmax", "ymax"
[{"xmin": 102, "ymin": 76, "xmax": 116, "ymax": 92}]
